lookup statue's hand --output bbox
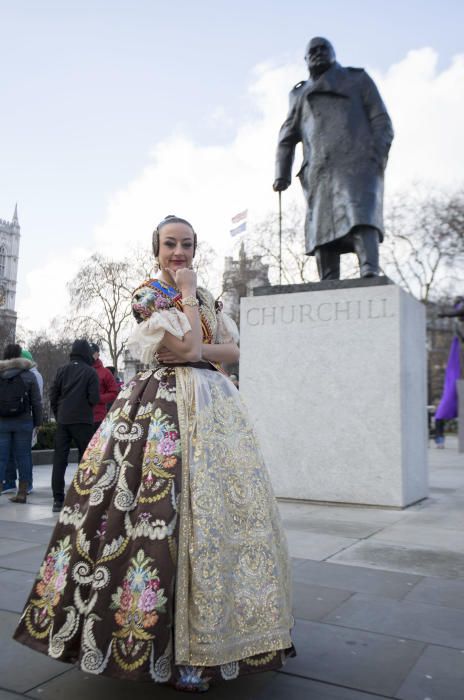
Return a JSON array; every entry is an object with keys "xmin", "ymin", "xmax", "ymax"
[{"xmin": 273, "ymin": 179, "xmax": 289, "ymax": 192}]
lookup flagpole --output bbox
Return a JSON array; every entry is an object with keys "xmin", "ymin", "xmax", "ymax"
[{"xmin": 278, "ymin": 190, "xmax": 282, "ymax": 285}]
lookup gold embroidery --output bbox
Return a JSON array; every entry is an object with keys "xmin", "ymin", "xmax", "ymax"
[
  {"xmin": 174, "ymin": 366, "xmax": 196, "ymax": 664},
  {"xmin": 185, "ymin": 372, "xmax": 292, "ymax": 666},
  {"xmin": 245, "ymin": 650, "xmax": 277, "ymax": 667}
]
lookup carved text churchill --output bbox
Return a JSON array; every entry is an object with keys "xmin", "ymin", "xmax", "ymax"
[{"xmin": 246, "ymin": 298, "xmax": 394, "ymax": 327}]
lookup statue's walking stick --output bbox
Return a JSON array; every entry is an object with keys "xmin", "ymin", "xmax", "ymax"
[{"xmin": 278, "ymin": 190, "xmax": 282, "ymax": 285}]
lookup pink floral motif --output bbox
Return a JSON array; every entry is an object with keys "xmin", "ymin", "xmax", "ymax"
[
  {"xmin": 153, "ymin": 294, "xmax": 170, "ymax": 310},
  {"xmin": 138, "ymin": 588, "xmax": 158, "ymax": 612},
  {"xmin": 111, "ymin": 549, "xmax": 167, "ymax": 637},
  {"xmin": 156, "ymin": 436, "xmax": 177, "ymax": 456},
  {"xmin": 96, "ymin": 512, "xmax": 108, "ymax": 540},
  {"xmin": 34, "ymin": 536, "xmax": 72, "ymax": 612},
  {"xmin": 133, "ymin": 286, "xmax": 173, "ymax": 321}
]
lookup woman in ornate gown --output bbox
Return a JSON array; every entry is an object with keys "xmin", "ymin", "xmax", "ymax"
[{"xmin": 14, "ymin": 215, "xmax": 294, "ymax": 692}]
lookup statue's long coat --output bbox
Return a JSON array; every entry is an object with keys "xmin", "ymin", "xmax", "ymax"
[{"xmin": 275, "ymin": 62, "xmax": 394, "ymax": 255}]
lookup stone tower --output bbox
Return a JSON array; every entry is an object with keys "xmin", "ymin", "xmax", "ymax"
[
  {"xmin": 222, "ymin": 241, "xmax": 270, "ymax": 326},
  {"xmin": 0, "ymin": 204, "xmax": 20, "ymax": 346}
]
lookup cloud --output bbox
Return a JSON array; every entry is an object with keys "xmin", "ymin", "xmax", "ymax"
[
  {"xmin": 92, "ymin": 60, "xmax": 302, "ymax": 262},
  {"xmin": 372, "ymin": 48, "xmax": 464, "ymax": 190},
  {"xmin": 17, "ymin": 48, "xmax": 464, "ymax": 331},
  {"xmin": 18, "ymin": 247, "xmax": 91, "ymax": 333}
]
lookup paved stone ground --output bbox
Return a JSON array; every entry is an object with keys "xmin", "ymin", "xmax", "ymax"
[{"xmin": 0, "ymin": 438, "xmax": 463, "ymax": 699}]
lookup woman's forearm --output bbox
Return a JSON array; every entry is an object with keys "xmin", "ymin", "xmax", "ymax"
[
  {"xmin": 201, "ymin": 342, "xmax": 240, "ymax": 364},
  {"xmin": 161, "ymin": 303, "xmax": 203, "ymax": 361}
]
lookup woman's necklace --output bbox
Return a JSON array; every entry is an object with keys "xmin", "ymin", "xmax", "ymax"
[{"xmin": 157, "ymin": 274, "xmax": 180, "ymax": 293}]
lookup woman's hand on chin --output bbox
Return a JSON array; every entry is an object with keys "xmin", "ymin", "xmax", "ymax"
[{"xmin": 165, "ymin": 267, "xmax": 197, "ymax": 296}]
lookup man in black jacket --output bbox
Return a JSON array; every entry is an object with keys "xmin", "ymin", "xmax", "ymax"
[{"xmin": 50, "ymin": 339, "xmax": 99, "ymax": 512}]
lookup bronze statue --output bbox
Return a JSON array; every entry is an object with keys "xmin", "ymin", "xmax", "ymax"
[{"xmin": 273, "ymin": 37, "xmax": 394, "ymax": 280}]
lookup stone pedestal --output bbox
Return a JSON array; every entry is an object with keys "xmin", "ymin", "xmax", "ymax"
[{"xmin": 240, "ymin": 280, "xmax": 428, "ymax": 508}]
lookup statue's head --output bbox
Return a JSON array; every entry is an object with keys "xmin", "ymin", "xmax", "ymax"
[{"xmin": 305, "ymin": 37, "xmax": 335, "ymax": 77}]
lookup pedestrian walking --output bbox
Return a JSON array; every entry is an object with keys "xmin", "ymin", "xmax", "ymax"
[
  {"xmin": 0, "ymin": 344, "xmax": 43, "ymax": 503},
  {"xmin": 49, "ymin": 339, "xmax": 99, "ymax": 512},
  {"xmin": 89, "ymin": 344, "xmax": 119, "ymax": 432}
]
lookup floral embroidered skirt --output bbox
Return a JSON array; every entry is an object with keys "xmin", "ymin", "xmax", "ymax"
[{"xmin": 14, "ymin": 365, "xmax": 294, "ymax": 686}]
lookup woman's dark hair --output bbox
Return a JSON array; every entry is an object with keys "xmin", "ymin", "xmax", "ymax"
[
  {"xmin": 152, "ymin": 215, "xmax": 197, "ymax": 258},
  {"xmin": 3, "ymin": 343, "xmax": 22, "ymax": 360}
]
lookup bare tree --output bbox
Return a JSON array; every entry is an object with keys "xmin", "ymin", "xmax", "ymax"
[
  {"xmin": 381, "ymin": 188, "xmax": 464, "ymax": 302},
  {"xmin": 67, "ymin": 254, "xmax": 134, "ymax": 371},
  {"xmin": 245, "ymin": 205, "xmax": 315, "ymax": 284},
  {"xmin": 27, "ymin": 333, "xmax": 73, "ymax": 420},
  {"xmin": 244, "ymin": 201, "xmax": 359, "ymax": 284},
  {"xmin": 247, "ymin": 188, "xmax": 464, "ymax": 298}
]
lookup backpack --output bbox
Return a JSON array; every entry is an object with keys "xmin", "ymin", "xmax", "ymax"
[{"xmin": 0, "ymin": 373, "xmax": 30, "ymax": 418}]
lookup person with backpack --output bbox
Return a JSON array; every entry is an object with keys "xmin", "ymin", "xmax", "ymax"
[
  {"xmin": 0, "ymin": 343, "xmax": 43, "ymax": 503},
  {"xmin": 49, "ymin": 339, "xmax": 99, "ymax": 512},
  {"xmin": 2, "ymin": 348, "xmax": 44, "ymax": 495}
]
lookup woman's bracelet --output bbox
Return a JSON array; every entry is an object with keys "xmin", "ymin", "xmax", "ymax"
[{"xmin": 181, "ymin": 295, "xmax": 199, "ymax": 307}]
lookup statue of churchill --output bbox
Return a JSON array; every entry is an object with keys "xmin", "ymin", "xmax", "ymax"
[{"xmin": 273, "ymin": 37, "xmax": 394, "ymax": 280}]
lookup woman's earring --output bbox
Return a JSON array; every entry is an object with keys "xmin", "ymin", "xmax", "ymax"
[{"xmin": 154, "ymin": 259, "xmax": 160, "ymax": 273}]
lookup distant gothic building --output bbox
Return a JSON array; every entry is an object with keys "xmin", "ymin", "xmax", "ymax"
[
  {"xmin": 0, "ymin": 205, "xmax": 20, "ymax": 347},
  {"xmin": 222, "ymin": 241, "xmax": 270, "ymax": 326}
]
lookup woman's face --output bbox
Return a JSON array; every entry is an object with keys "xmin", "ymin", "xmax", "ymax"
[{"xmin": 158, "ymin": 222, "xmax": 195, "ymax": 272}]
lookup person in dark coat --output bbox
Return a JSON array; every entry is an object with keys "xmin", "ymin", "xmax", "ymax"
[
  {"xmin": 89, "ymin": 344, "xmax": 120, "ymax": 433},
  {"xmin": 50, "ymin": 339, "xmax": 99, "ymax": 512},
  {"xmin": 3, "ymin": 348, "xmax": 44, "ymax": 495},
  {"xmin": 0, "ymin": 344, "xmax": 43, "ymax": 503},
  {"xmin": 274, "ymin": 37, "xmax": 394, "ymax": 280}
]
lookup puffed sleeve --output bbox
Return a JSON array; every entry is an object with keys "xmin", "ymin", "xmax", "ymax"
[
  {"xmin": 127, "ymin": 308, "xmax": 192, "ymax": 364},
  {"xmin": 215, "ymin": 309, "xmax": 239, "ymax": 344}
]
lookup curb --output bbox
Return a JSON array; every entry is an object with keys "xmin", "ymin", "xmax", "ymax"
[{"xmin": 32, "ymin": 448, "xmax": 79, "ymax": 466}]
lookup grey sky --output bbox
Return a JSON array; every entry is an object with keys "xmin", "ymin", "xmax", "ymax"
[{"xmin": 0, "ymin": 0, "xmax": 463, "ymax": 324}]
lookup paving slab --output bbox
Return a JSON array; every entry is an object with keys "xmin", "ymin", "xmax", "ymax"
[
  {"xmin": 329, "ymin": 540, "xmax": 464, "ymax": 578},
  {"xmin": 0, "ymin": 690, "xmax": 28, "ymax": 699},
  {"xmin": 370, "ymin": 523, "xmax": 464, "ymax": 552},
  {"xmin": 324, "ymin": 593, "xmax": 464, "ymax": 648},
  {"xmin": 0, "ymin": 539, "xmax": 43, "ymax": 557},
  {"xmin": 0, "ymin": 504, "xmax": 57, "ymax": 524},
  {"xmin": 283, "ymin": 619, "xmax": 425, "ymax": 697},
  {"xmin": 32, "ymin": 517, "xmax": 61, "ymax": 527},
  {"xmin": 284, "ymin": 517, "xmax": 382, "ymax": 539},
  {"xmin": 293, "ymin": 559, "xmax": 422, "ymax": 599},
  {"xmin": 286, "ymin": 530, "xmax": 357, "ymax": 560},
  {"xmin": 0, "ymin": 545, "xmax": 46, "ymax": 574},
  {"xmin": 0, "ymin": 568, "xmax": 37, "ymax": 614},
  {"xmin": 400, "ymin": 509, "xmax": 464, "ymax": 531},
  {"xmin": 25, "ymin": 666, "xmax": 277, "ymax": 700},
  {"xmin": 396, "ymin": 644, "xmax": 464, "ymax": 700},
  {"xmin": 0, "ymin": 521, "xmax": 54, "ymax": 545},
  {"xmin": 255, "ymin": 673, "xmax": 385, "ymax": 699},
  {"xmin": 287, "ymin": 503, "xmax": 407, "ymax": 525},
  {"xmin": 292, "ymin": 580, "xmax": 353, "ymax": 621},
  {"xmin": 403, "ymin": 575, "xmax": 464, "ymax": 610},
  {"xmin": 0, "ymin": 610, "xmax": 70, "ymax": 694}
]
